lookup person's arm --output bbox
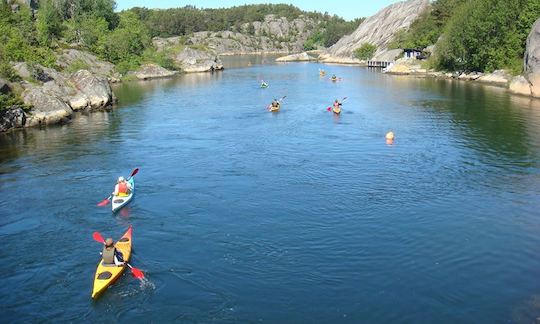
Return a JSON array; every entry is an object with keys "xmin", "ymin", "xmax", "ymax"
[{"xmin": 114, "ymin": 250, "xmax": 125, "ymax": 266}]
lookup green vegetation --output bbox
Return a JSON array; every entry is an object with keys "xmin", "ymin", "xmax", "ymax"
[
  {"xmin": 304, "ymin": 17, "xmax": 364, "ymax": 50},
  {"xmin": 354, "ymin": 43, "xmax": 377, "ymax": 60},
  {"xmin": 436, "ymin": 0, "xmax": 540, "ymax": 73},
  {"xmin": 389, "ymin": 0, "xmax": 539, "ymax": 74},
  {"xmin": 389, "ymin": 0, "xmax": 466, "ymax": 50}
]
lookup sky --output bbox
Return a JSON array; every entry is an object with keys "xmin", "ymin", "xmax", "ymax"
[{"xmin": 115, "ymin": 0, "xmax": 403, "ymax": 21}]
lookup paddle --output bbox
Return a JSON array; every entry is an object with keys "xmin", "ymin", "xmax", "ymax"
[
  {"xmin": 327, "ymin": 97, "xmax": 348, "ymax": 111},
  {"xmin": 97, "ymin": 168, "xmax": 139, "ymax": 206},
  {"xmin": 92, "ymin": 230, "xmax": 145, "ymax": 280},
  {"xmin": 267, "ymin": 95, "xmax": 287, "ymax": 110}
]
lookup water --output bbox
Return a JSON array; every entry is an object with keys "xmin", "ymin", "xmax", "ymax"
[{"xmin": 2, "ymin": 59, "xmax": 540, "ymax": 323}]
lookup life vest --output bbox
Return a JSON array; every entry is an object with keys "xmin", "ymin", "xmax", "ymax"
[
  {"xmin": 102, "ymin": 246, "xmax": 115, "ymax": 265},
  {"xmin": 117, "ymin": 182, "xmax": 128, "ymax": 196}
]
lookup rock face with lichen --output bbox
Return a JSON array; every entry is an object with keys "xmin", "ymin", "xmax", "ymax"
[
  {"xmin": 129, "ymin": 63, "xmax": 177, "ymax": 80},
  {"xmin": 524, "ymin": 17, "xmax": 540, "ymax": 97},
  {"xmin": 276, "ymin": 52, "xmax": 316, "ymax": 62},
  {"xmin": 185, "ymin": 14, "xmax": 318, "ymax": 55},
  {"xmin": 8, "ymin": 62, "xmax": 113, "ymax": 129},
  {"xmin": 320, "ymin": 0, "xmax": 429, "ymax": 63}
]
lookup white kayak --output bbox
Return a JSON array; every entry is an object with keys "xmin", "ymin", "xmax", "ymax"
[{"xmin": 111, "ymin": 177, "xmax": 135, "ymax": 213}]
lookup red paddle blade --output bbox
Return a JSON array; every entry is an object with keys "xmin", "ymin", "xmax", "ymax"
[
  {"xmin": 327, "ymin": 107, "xmax": 331, "ymax": 111},
  {"xmin": 130, "ymin": 267, "xmax": 144, "ymax": 279},
  {"xmin": 92, "ymin": 231, "xmax": 105, "ymax": 243},
  {"xmin": 130, "ymin": 168, "xmax": 139, "ymax": 178},
  {"xmin": 97, "ymin": 198, "xmax": 110, "ymax": 206}
]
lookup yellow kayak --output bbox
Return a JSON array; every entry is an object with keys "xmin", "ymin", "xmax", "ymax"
[
  {"xmin": 269, "ymin": 104, "xmax": 280, "ymax": 112},
  {"xmin": 91, "ymin": 226, "xmax": 133, "ymax": 299},
  {"xmin": 332, "ymin": 106, "xmax": 341, "ymax": 114}
]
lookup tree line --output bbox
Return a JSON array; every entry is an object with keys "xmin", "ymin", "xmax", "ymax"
[{"xmin": 0, "ymin": 1, "xmax": 362, "ymax": 80}]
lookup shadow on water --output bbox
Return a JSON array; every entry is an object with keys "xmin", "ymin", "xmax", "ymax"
[{"xmin": 406, "ymin": 78, "xmax": 540, "ymax": 166}]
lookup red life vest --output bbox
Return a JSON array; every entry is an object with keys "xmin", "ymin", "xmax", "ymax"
[{"xmin": 118, "ymin": 182, "xmax": 128, "ymax": 194}]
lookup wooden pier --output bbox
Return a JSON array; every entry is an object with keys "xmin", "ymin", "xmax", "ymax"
[{"xmin": 367, "ymin": 60, "xmax": 393, "ymax": 68}]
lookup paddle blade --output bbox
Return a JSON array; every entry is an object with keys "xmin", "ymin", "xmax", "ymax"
[
  {"xmin": 327, "ymin": 107, "xmax": 331, "ymax": 111},
  {"xmin": 92, "ymin": 231, "xmax": 105, "ymax": 244},
  {"xmin": 130, "ymin": 266, "xmax": 144, "ymax": 279},
  {"xmin": 97, "ymin": 198, "xmax": 110, "ymax": 206},
  {"xmin": 129, "ymin": 168, "xmax": 139, "ymax": 178}
]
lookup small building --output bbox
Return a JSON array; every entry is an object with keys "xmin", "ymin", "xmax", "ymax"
[{"xmin": 403, "ymin": 48, "xmax": 424, "ymax": 59}]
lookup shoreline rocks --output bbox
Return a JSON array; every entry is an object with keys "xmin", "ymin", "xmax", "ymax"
[
  {"xmin": 525, "ymin": 18, "xmax": 540, "ymax": 97},
  {"xmin": 276, "ymin": 52, "xmax": 316, "ymax": 62},
  {"xmin": 129, "ymin": 64, "xmax": 177, "ymax": 80},
  {"xmin": 172, "ymin": 47, "xmax": 224, "ymax": 73}
]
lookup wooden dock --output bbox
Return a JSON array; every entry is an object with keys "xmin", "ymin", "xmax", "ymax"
[{"xmin": 367, "ymin": 60, "xmax": 393, "ymax": 68}]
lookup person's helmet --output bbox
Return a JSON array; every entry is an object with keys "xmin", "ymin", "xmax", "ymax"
[
  {"xmin": 118, "ymin": 176, "xmax": 125, "ymax": 182},
  {"xmin": 105, "ymin": 238, "xmax": 114, "ymax": 247}
]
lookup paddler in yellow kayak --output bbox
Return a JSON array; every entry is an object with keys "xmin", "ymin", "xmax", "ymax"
[
  {"xmin": 268, "ymin": 98, "xmax": 280, "ymax": 111},
  {"xmin": 101, "ymin": 238, "xmax": 125, "ymax": 266},
  {"xmin": 332, "ymin": 99, "xmax": 342, "ymax": 114}
]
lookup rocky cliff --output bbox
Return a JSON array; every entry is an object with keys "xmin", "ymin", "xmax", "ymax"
[
  {"xmin": 320, "ymin": 0, "xmax": 429, "ymax": 63},
  {"xmin": 524, "ymin": 17, "xmax": 540, "ymax": 97},
  {"xmin": 152, "ymin": 38, "xmax": 224, "ymax": 72},
  {"xmin": 1, "ymin": 50, "xmax": 115, "ymax": 132},
  {"xmin": 186, "ymin": 14, "xmax": 318, "ymax": 55}
]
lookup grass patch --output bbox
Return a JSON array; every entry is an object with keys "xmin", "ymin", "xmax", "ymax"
[{"xmin": 65, "ymin": 59, "xmax": 91, "ymax": 73}]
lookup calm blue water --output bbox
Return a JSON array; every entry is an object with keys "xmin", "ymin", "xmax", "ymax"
[{"xmin": 2, "ymin": 58, "xmax": 540, "ymax": 323}]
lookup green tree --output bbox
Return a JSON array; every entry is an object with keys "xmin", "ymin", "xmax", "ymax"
[
  {"xmin": 36, "ymin": 0, "xmax": 63, "ymax": 45},
  {"xmin": 102, "ymin": 11, "xmax": 150, "ymax": 70},
  {"xmin": 354, "ymin": 43, "xmax": 377, "ymax": 60},
  {"xmin": 436, "ymin": 0, "xmax": 536, "ymax": 73}
]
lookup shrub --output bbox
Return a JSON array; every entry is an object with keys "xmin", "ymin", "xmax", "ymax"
[{"xmin": 354, "ymin": 43, "xmax": 377, "ymax": 60}]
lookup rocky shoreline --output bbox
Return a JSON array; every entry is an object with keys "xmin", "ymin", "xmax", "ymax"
[{"xmin": 0, "ymin": 44, "xmax": 224, "ymax": 133}]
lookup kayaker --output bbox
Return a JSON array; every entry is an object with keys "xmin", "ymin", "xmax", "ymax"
[
  {"xmin": 112, "ymin": 176, "xmax": 131, "ymax": 197},
  {"xmin": 331, "ymin": 74, "xmax": 338, "ymax": 81},
  {"xmin": 270, "ymin": 98, "xmax": 280, "ymax": 108},
  {"xmin": 101, "ymin": 238, "xmax": 125, "ymax": 266},
  {"xmin": 261, "ymin": 80, "xmax": 268, "ymax": 87},
  {"xmin": 333, "ymin": 99, "xmax": 342, "ymax": 112}
]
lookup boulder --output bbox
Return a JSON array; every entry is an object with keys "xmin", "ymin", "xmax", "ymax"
[
  {"xmin": 276, "ymin": 52, "xmax": 316, "ymax": 62},
  {"xmin": 56, "ymin": 49, "xmax": 116, "ymax": 77},
  {"xmin": 525, "ymin": 18, "xmax": 540, "ymax": 97},
  {"xmin": 476, "ymin": 70, "xmax": 511, "ymax": 86},
  {"xmin": 509, "ymin": 75, "xmax": 532, "ymax": 96},
  {"xmin": 172, "ymin": 47, "xmax": 224, "ymax": 73},
  {"xmin": 11, "ymin": 62, "xmax": 32, "ymax": 79},
  {"xmin": 130, "ymin": 64, "xmax": 177, "ymax": 80},
  {"xmin": 384, "ymin": 58, "xmax": 422, "ymax": 74},
  {"xmin": 0, "ymin": 107, "xmax": 26, "ymax": 132},
  {"xmin": 22, "ymin": 86, "xmax": 73, "ymax": 126},
  {"xmin": 70, "ymin": 70, "xmax": 112, "ymax": 109},
  {"xmin": 0, "ymin": 78, "xmax": 11, "ymax": 94}
]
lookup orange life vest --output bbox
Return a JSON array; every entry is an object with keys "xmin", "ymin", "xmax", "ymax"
[{"xmin": 118, "ymin": 182, "xmax": 128, "ymax": 195}]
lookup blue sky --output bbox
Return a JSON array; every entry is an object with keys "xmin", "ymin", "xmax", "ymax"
[{"xmin": 115, "ymin": 0, "xmax": 403, "ymax": 21}]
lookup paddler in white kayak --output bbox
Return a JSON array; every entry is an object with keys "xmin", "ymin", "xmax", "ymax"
[
  {"xmin": 101, "ymin": 238, "xmax": 125, "ymax": 266},
  {"xmin": 112, "ymin": 176, "xmax": 132, "ymax": 197}
]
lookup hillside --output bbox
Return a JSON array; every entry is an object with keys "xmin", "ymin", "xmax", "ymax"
[{"xmin": 319, "ymin": 0, "xmax": 429, "ymax": 63}]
